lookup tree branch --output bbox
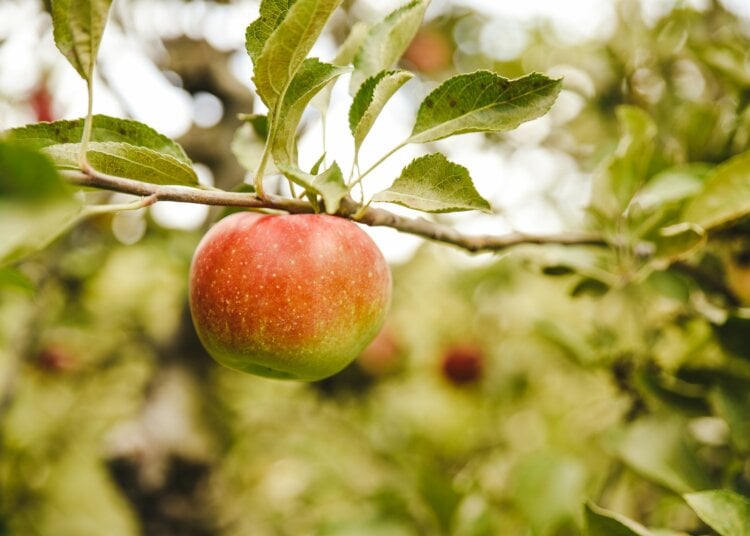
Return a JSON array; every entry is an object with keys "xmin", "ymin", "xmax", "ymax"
[{"xmin": 62, "ymin": 168, "xmax": 607, "ymax": 253}]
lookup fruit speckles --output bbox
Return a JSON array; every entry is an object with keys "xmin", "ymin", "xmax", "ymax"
[{"xmin": 189, "ymin": 212, "xmax": 392, "ymax": 381}]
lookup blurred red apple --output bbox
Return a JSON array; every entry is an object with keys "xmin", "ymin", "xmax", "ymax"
[
  {"xmin": 29, "ymin": 85, "xmax": 55, "ymax": 123},
  {"xmin": 403, "ymin": 28, "xmax": 453, "ymax": 74},
  {"xmin": 441, "ymin": 343, "xmax": 484, "ymax": 385},
  {"xmin": 357, "ymin": 324, "xmax": 404, "ymax": 377},
  {"xmin": 37, "ymin": 346, "xmax": 76, "ymax": 372}
]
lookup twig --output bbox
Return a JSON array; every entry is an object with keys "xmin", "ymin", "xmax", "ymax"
[
  {"xmin": 79, "ymin": 193, "xmax": 159, "ymax": 216},
  {"xmin": 350, "ymin": 141, "xmax": 406, "ymax": 188},
  {"xmin": 61, "ymin": 168, "xmax": 607, "ymax": 253}
]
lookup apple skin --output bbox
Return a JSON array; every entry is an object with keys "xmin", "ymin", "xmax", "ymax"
[{"xmin": 189, "ymin": 212, "xmax": 392, "ymax": 381}]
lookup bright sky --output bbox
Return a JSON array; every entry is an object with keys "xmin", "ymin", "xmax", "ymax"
[{"xmin": 0, "ymin": 0, "xmax": 747, "ymax": 263}]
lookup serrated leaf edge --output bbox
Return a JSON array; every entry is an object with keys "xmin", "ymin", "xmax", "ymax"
[{"xmin": 408, "ymin": 71, "xmax": 562, "ymax": 144}]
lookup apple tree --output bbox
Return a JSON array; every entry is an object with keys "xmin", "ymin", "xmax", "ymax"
[{"xmin": 2, "ymin": 0, "xmax": 750, "ymax": 534}]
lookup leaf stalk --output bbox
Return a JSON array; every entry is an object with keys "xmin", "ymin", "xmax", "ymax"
[{"xmin": 350, "ymin": 140, "xmax": 407, "ymax": 188}]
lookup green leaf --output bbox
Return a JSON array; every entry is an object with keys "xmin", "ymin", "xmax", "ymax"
[
  {"xmin": 0, "ymin": 144, "xmax": 71, "ymax": 201},
  {"xmin": 309, "ymin": 153, "xmax": 326, "ymax": 175},
  {"xmin": 590, "ymin": 106, "xmax": 657, "ymax": 218},
  {"xmin": 245, "ymin": 0, "xmax": 296, "ymax": 64},
  {"xmin": 615, "ymin": 415, "xmax": 713, "ymax": 494},
  {"xmin": 350, "ymin": 70, "xmax": 413, "ymax": 153},
  {"xmin": 418, "ymin": 464, "xmax": 461, "ymax": 532},
  {"xmin": 311, "ymin": 22, "xmax": 370, "ymax": 116},
  {"xmin": 42, "ymin": 142, "xmax": 198, "ymax": 186},
  {"xmin": 0, "ymin": 266, "xmax": 35, "ymax": 294},
  {"xmin": 0, "ymin": 142, "xmax": 80, "ymax": 265},
  {"xmin": 634, "ymin": 164, "xmax": 709, "ymax": 210},
  {"xmin": 584, "ymin": 502, "xmax": 654, "ymax": 536},
  {"xmin": 4, "ymin": 116, "xmax": 198, "ymax": 186},
  {"xmin": 372, "ymin": 153, "xmax": 491, "ymax": 213},
  {"xmin": 87, "ymin": 143, "xmax": 197, "ymax": 186},
  {"xmin": 333, "ymin": 21, "xmax": 370, "ymax": 67},
  {"xmin": 4, "ymin": 115, "xmax": 191, "ymax": 164},
  {"xmin": 684, "ymin": 490, "xmax": 750, "ymax": 536},
  {"xmin": 714, "ymin": 315, "xmax": 750, "ymax": 360},
  {"xmin": 682, "ymin": 151, "xmax": 750, "ymax": 230},
  {"xmin": 232, "ymin": 123, "xmax": 277, "ymax": 174},
  {"xmin": 312, "ymin": 163, "xmax": 348, "ymax": 214},
  {"xmin": 272, "ymin": 58, "xmax": 350, "ymax": 165},
  {"xmin": 703, "ymin": 46, "xmax": 750, "ymax": 87},
  {"xmin": 710, "ymin": 381, "xmax": 750, "ymax": 452},
  {"xmin": 645, "ymin": 270, "xmax": 691, "ymax": 302},
  {"xmin": 50, "ymin": 0, "xmax": 113, "ymax": 80},
  {"xmin": 253, "ymin": 0, "xmax": 343, "ymax": 112},
  {"xmin": 350, "ymin": 0, "xmax": 428, "ymax": 93},
  {"xmin": 277, "ymin": 162, "xmax": 348, "ymax": 214},
  {"xmin": 239, "ymin": 114, "xmax": 269, "ymax": 141},
  {"xmin": 510, "ymin": 450, "xmax": 587, "ymax": 533},
  {"xmin": 407, "ymin": 71, "xmax": 562, "ymax": 144},
  {"xmin": 647, "ymin": 223, "xmax": 706, "ymax": 265}
]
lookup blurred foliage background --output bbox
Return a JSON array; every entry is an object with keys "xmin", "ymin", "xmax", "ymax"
[{"xmin": 3, "ymin": 0, "xmax": 750, "ymax": 534}]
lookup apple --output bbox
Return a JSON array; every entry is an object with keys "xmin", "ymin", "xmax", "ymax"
[
  {"xmin": 29, "ymin": 84, "xmax": 55, "ymax": 123},
  {"xmin": 189, "ymin": 212, "xmax": 392, "ymax": 381},
  {"xmin": 402, "ymin": 28, "xmax": 454, "ymax": 75},
  {"xmin": 36, "ymin": 345, "xmax": 77, "ymax": 372},
  {"xmin": 356, "ymin": 324, "xmax": 404, "ymax": 377},
  {"xmin": 440, "ymin": 344, "xmax": 484, "ymax": 386}
]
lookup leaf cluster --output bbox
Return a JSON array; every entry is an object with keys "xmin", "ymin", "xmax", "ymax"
[
  {"xmin": 586, "ymin": 490, "xmax": 750, "ymax": 535},
  {"xmin": 240, "ymin": 0, "xmax": 562, "ymax": 213},
  {"xmin": 1, "ymin": 0, "xmax": 566, "ymax": 266}
]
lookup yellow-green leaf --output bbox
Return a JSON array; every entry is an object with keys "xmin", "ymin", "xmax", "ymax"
[
  {"xmin": 272, "ymin": 58, "xmax": 350, "ymax": 166},
  {"xmin": 0, "ymin": 142, "xmax": 80, "ymax": 265},
  {"xmin": 349, "ymin": 70, "xmax": 413, "ymax": 153},
  {"xmin": 350, "ymin": 0, "xmax": 428, "ymax": 93},
  {"xmin": 615, "ymin": 416, "xmax": 713, "ymax": 494},
  {"xmin": 584, "ymin": 502, "xmax": 655, "ymax": 536},
  {"xmin": 372, "ymin": 153, "xmax": 491, "ymax": 213},
  {"xmin": 245, "ymin": 0, "xmax": 297, "ymax": 64},
  {"xmin": 590, "ymin": 106, "xmax": 657, "ymax": 218},
  {"xmin": 4, "ymin": 115, "xmax": 191, "ymax": 165},
  {"xmin": 682, "ymin": 151, "xmax": 750, "ymax": 230},
  {"xmin": 407, "ymin": 71, "xmax": 562, "ymax": 144},
  {"xmin": 277, "ymin": 162, "xmax": 348, "ymax": 214},
  {"xmin": 684, "ymin": 490, "xmax": 750, "ymax": 536},
  {"xmin": 253, "ymin": 0, "xmax": 342, "ymax": 112},
  {"xmin": 41, "ymin": 142, "xmax": 198, "ymax": 186},
  {"xmin": 50, "ymin": 0, "xmax": 113, "ymax": 81}
]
